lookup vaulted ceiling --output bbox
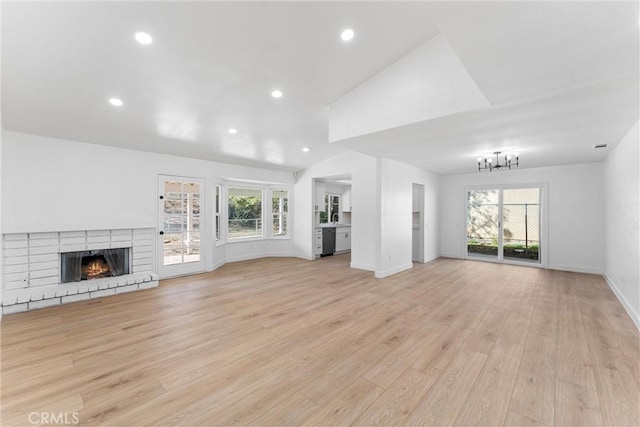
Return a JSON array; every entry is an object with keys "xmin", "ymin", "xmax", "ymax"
[{"xmin": 2, "ymin": 2, "xmax": 638, "ymax": 174}]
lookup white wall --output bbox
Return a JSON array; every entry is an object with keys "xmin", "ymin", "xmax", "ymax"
[
  {"xmin": 293, "ymin": 150, "xmax": 379, "ymax": 271},
  {"xmin": 2, "ymin": 131, "xmax": 295, "ymax": 275},
  {"xmin": 329, "ymin": 34, "xmax": 489, "ymax": 142},
  {"xmin": 378, "ymin": 158, "xmax": 439, "ymax": 277},
  {"xmin": 440, "ymin": 163, "xmax": 604, "ymax": 274},
  {"xmin": 603, "ymin": 121, "xmax": 639, "ymax": 329}
]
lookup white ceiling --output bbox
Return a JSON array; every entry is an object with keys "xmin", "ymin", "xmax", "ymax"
[{"xmin": 2, "ymin": 2, "xmax": 638, "ymax": 175}]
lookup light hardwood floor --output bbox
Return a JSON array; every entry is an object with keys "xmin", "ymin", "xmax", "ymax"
[{"xmin": 1, "ymin": 255, "xmax": 638, "ymax": 426}]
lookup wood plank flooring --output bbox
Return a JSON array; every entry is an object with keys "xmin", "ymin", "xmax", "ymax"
[{"xmin": 1, "ymin": 255, "xmax": 638, "ymax": 426}]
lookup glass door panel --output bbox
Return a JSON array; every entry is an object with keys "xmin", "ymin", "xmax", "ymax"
[
  {"xmin": 159, "ymin": 176, "xmax": 205, "ymax": 277},
  {"xmin": 467, "ymin": 190, "xmax": 500, "ymax": 259},
  {"xmin": 503, "ymin": 188, "xmax": 541, "ymax": 262}
]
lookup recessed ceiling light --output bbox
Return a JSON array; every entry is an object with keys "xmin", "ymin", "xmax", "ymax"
[
  {"xmin": 271, "ymin": 90, "xmax": 283, "ymax": 99},
  {"xmin": 302, "ymin": 147, "xmax": 310, "ymax": 152},
  {"xmin": 134, "ymin": 31, "xmax": 153, "ymax": 45},
  {"xmin": 108, "ymin": 97, "xmax": 124, "ymax": 107},
  {"xmin": 228, "ymin": 128, "xmax": 238, "ymax": 134},
  {"xmin": 341, "ymin": 28, "xmax": 355, "ymax": 42}
]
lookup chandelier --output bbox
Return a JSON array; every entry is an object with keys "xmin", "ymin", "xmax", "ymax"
[{"xmin": 477, "ymin": 151, "xmax": 519, "ymax": 172}]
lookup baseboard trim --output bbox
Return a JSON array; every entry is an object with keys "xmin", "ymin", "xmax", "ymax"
[
  {"xmin": 603, "ymin": 271, "xmax": 640, "ymax": 331},
  {"xmin": 375, "ymin": 262, "xmax": 413, "ymax": 279},
  {"xmin": 548, "ymin": 264, "xmax": 602, "ymax": 275},
  {"xmin": 422, "ymin": 254, "xmax": 440, "ymax": 263},
  {"xmin": 350, "ymin": 262, "xmax": 375, "ymax": 272},
  {"xmin": 440, "ymin": 252, "xmax": 462, "ymax": 259}
]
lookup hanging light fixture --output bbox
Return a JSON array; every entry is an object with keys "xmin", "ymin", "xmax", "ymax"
[{"xmin": 477, "ymin": 151, "xmax": 519, "ymax": 172}]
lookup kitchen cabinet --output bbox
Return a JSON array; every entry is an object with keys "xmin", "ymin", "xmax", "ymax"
[
  {"xmin": 314, "ymin": 228, "xmax": 323, "ymax": 255},
  {"xmin": 314, "ymin": 182, "xmax": 325, "ymax": 212},
  {"xmin": 342, "ymin": 187, "xmax": 352, "ymax": 212},
  {"xmin": 335, "ymin": 227, "xmax": 351, "ymax": 252}
]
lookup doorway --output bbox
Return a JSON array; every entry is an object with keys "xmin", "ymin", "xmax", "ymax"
[
  {"xmin": 158, "ymin": 175, "xmax": 205, "ymax": 278},
  {"xmin": 412, "ymin": 184, "xmax": 425, "ymax": 262},
  {"xmin": 466, "ymin": 187, "xmax": 543, "ymax": 265}
]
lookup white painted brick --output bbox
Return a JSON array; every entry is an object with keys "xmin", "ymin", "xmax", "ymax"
[
  {"xmin": 3, "ymin": 303, "xmax": 28, "ymax": 315},
  {"xmin": 116, "ymin": 284, "xmax": 139, "ymax": 294},
  {"xmin": 29, "ymin": 232, "xmax": 58, "ymax": 240},
  {"xmin": 78, "ymin": 283, "xmax": 90, "ymax": 293},
  {"xmin": 133, "ymin": 228, "xmax": 153, "ymax": 236},
  {"xmin": 64, "ymin": 285, "xmax": 79, "ymax": 295},
  {"xmin": 133, "ymin": 237, "xmax": 154, "ymax": 245},
  {"xmin": 5, "ymin": 271, "xmax": 28, "ymax": 282},
  {"xmin": 4, "ymin": 233, "xmax": 28, "ymax": 241},
  {"xmin": 87, "ymin": 282, "xmax": 99, "ymax": 292},
  {"xmin": 133, "ymin": 264, "xmax": 152, "ymax": 273},
  {"xmin": 29, "ymin": 292, "xmax": 44, "ymax": 301},
  {"xmin": 31, "ymin": 276, "xmax": 60, "ymax": 287},
  {"xmin": 55, "ymin": 289, "xmax": 69, "ymax": 297},
  {"xmin": 16, "ymin": 292, "xmax": 31, "ymax": 303},
  {"xmin": 2, "ymin": 293, "xmax": 18, "ymax": 305},
  {"xmin": 111, "ymin": 233, "xmax": 133, "ymax": 242},
  {"xmin": 59, "ymin": 236, "xmax": 86, "ymax": 245},
  {"xmin": 43, "ymin": 288, "xmax": 59, "ymax": 298},
  {"xmin": 59, "ymin": 244, "xmax": 86, "ymax": 252},
  {"xmin": 30, "ymin": 246, "xmax": 59, "ymax": 255},
  {"xmin": 29, "ymin": 298, "xmax": 61, "ymax": 310},
  {"xmin": 30, "ymin": 260, "xmax": 59, "ymax": 271},
  {"xmin": 110, "ymin": 241, "xmax": 132, "ymax": 249},
  {"xmin": 62, "ymin": 293, "xmax": 91, "ymax": 304},
  {"xmin": 5, "ymin": 264, "xmax": 28, "ymax": 274},
  {"xmin": 87, "ymin": 235, "xmax": 110, "ymax": 244},
  {"xmin": 87, "ymin": 243, "xmax": 109, "ymax": 250},
  {"xmin": 111, "ymin": 229, "xmax": 132, "ymax": 236},
  {"xmin": 5, "ymin": 256, "xmax": 29, "ymax": 266},
  {"xmin": 30, "ymin": 253, "xmax": 58, "ymax": 263},
  {"xmin": 142, "ymin": 274, "xmax": 152, "ymax": 282},
  {"xmin": 98, "ymin": 281, "xmax": 110, "ymax": 290},
  {"xmin": 91, "ymin": 288, "xmax": 116, "ymax": 298},
  {"xmin": 3, "ymin": 240, "xmax": 28, "ymax": 249},
  {"xmin": 5, "ymin": 248, "xmax": 28, "ymax": 257},
  {"xmin": 139, "ymin": 280, "xmax": 158, "ymax": 290},
  {"xmin": 150, "ymin": 273, "xmax": 159, "ymax": 281},
  {"xmin": 5, "ymin": 280, "xmax": 28, "ymax": 290},
  {"xmin": 107, "ymin": 278, "xmax": 119, "ymax": 288},
  {"xmin": 30, "ymin": 269, "xmax": 59, "ymax": 279},
  {"xmin": 87, "ymin": 230, "xmax": 110, "ymax": 237},
  {"xmin": 29, "ymin": 238, "xmax": 59, "ymax": 247},
  {"xmin": 134, "ymin": 245, "xmax": 153, "ymax": 254},
  {"xmin": 60, "ymin": 231, "xmax": 86, "ymax": 238},
  {"xmin": 132, "ymin": 257, "xmax": 152, "ymax": 266},
  {"xmin": 133, "ymin": 250, "xmax": 153, "ymax": 260},
  {"xmin": 126, "ymin": 275, "xmax": 137, "ymax": 285}
]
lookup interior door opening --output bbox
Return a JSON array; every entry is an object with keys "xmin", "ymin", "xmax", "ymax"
[{"xmin": 412, "ymin": 183, "xmax": 425, "ymax": 262}]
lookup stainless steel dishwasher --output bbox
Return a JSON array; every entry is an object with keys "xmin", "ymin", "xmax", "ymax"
[{"xmin": 322, "ymin": 227, "xmax": 336, "ymax": 256}]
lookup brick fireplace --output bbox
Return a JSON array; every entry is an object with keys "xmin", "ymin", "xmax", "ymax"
[{"xmin": 2, "ymin": 228, "xmax": 159, "ymax": 314}]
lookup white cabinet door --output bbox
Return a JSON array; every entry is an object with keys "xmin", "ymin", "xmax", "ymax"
[
  {"xmin": 335, "ymin": 228, "xmax": 351, "ymax": 252},
  {"xmin": 314, "ymin": 183, "xmax": 325, "ymax": 212},
  {"xmin": 342, "ymin": 187, "xmax": 352, "ymax": 212},
  {"xmin": 314, "ymin": 229, "xmax": 323, "ymax": 255}
]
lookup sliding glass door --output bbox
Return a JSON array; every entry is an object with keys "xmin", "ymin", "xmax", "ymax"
[{"xmin": 467, "ymin": 187, "xmax": 541, "ymax": 264}]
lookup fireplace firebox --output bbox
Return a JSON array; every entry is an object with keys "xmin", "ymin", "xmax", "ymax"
[{"xmin": 61, "ymin": 248, "xmax": 130, "ymax": 283}]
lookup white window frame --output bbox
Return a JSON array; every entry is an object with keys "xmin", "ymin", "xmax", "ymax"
[{"xmin": 270, "ymin": 188, "xmax": 290, "ymax": 239}]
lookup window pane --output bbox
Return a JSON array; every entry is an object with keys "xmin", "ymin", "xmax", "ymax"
[
  {"xmin": 228, "ymin": 187, "xmax": 262, "ymax": 239},
  {"xmin": 467, "ymin": 190, "xmax": 499, "ymax": 258},
  {"xmin": 503, "ymin": 188, "xmax": 540, "ymax": 262},
  {"xmin": 273, "ymin": 214, "xmax": 287, "ymax": 236}
]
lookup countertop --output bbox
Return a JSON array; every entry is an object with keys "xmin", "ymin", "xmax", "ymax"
[{"xmin": 316, "ymin": 224, "xmax": 352, "ymax": 229}]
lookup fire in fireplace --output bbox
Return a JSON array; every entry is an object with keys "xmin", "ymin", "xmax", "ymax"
[
  {"xmin": 61, "ymin": 248, "xmax": 130, "ymax": 283},
  {"xmin": 82, "ymin": 255, "xmax": 112, "ymax": 280}
]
